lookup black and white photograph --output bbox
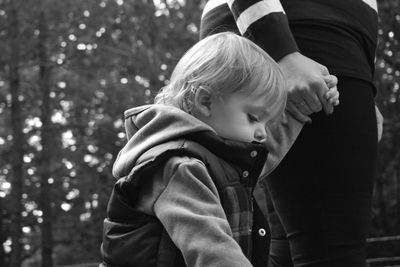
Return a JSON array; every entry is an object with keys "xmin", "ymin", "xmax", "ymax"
[{"xmin": 0, "ymin": 0, "xmax": 399, "ymax": 266}]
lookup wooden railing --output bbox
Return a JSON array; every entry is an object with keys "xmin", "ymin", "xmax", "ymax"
[{"xmin": 366, "ymin": 235, "xmax": 400, "ymax": 267}]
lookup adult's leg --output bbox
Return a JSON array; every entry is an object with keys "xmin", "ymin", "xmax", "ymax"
[
  {"xmin": 267, "ymin": 77, "xmax": 378, "ymax": 266},
  {"xmin": 266, "ymin": 187, "xmax": 293, "ymax": 267}
]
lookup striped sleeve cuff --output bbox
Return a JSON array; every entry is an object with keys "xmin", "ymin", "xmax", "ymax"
[
  {"xmin": 228, "ymin": 0, "xmax": 285, "ymax": 35},
  {"xmin": 227, "ymin": 0, "xmax": 298, "ymax": 60},
  {"xmin": 244, "ymin": 12, "xmax": 298, "ymax": 61}
]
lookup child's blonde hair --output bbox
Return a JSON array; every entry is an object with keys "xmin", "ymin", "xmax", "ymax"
[{"xmin": 155, "ymin": 32, "xmax": 286, "ymax": 118}]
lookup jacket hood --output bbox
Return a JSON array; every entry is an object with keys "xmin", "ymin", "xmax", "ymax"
[{"xmin": 112, "ymin": 104, "xmax": 215, "ymax": 178}]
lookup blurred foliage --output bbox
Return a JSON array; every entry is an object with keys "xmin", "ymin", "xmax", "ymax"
[
  {"xmin": 0, "ymin": 0, "xmax": 204, "ymax": 266},
  {"xmin": 0, "ymin": 0, "xmax": 398, "ymax": 266}
]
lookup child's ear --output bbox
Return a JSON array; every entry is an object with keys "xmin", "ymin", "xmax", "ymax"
[{"xmin": 194, "ymin": 87, "xmax": 212, "ymax": 117}]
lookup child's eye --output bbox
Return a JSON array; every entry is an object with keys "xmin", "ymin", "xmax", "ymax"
[{"xmin": 247, "ymin": 114, "xmax": 259, "ymax": 123}]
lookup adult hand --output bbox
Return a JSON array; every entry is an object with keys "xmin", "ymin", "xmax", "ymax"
[
  {"xmin": 324, "ymin": 75, "xmax": 340, "ymax": 106},
  {"xmin": 278, "ymin": 52, "xmax": 337, "ymax": 123},
  {"xmin": 375, "ymin": 105, "xmax": 383, "ymax": 142}
]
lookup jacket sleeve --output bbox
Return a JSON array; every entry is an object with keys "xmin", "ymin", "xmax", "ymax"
[
  {"xmin": 153, "ymin": 158, "xmax": 252, "ymax": 267},
  {"xmin": 202, "ymin": 0, "xmax": 298, "ymax": 61}
]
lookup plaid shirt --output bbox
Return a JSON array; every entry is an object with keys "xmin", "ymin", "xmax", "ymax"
[{"xmin": 181, "ymin": 132, "xmax": 269, "ymax": 258}]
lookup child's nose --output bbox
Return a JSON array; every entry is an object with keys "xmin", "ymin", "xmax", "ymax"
[{"xmin": 254, "ymin": 126, "xmax": 267, "ymax": 143}]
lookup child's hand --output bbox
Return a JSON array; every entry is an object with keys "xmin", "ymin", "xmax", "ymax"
[{"xmin": 323, "ymin": 75, "xmax": 340, "ymax": 107}]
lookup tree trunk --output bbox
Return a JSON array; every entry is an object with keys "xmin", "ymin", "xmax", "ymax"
[
  {"xmin": 396, "ymin": 168, "xmax": 400, "ymax": 227},
  {"xmin": 376, "ymin": 174, "xmax": 388, "ymax": 232},
  {"xmin": 0, "ymin": 197, "xmax": 6, "ymax": 267},
  {"xmin": 38, "ymin": 9, "xmax": 54, "ymax": 267},
  {"xmin": 7, "ymin": 0, "xmax": 23, "ymax": 266}
]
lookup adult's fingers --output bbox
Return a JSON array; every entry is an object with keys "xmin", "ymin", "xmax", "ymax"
[
  {"xmin": 323, "ymin": 75, "xmax": 340, "ymax": 106},
  {"xmin": 323, "ymin": 75, "xmax": 338, "ymax": 88},
  {"xmin": 299, "ymin": 88, "xmax": 322, "ymax": 112},
  {"xmin": 295, "ymin": 100, "xmax": 313, "ymax": 115},
  {"xmin": 297, "ymin": 74, "xmax": 335, "ymax": 114},
  {"xmin": 314, "ymin": 79, "xmax": 334, "ymax": 115},
  {"xmin": 287, "ymin": 101, "xmax": 312, "ymax": 123},
  {"xmin": 287, "ymin": 89, "xmax": 314, "ymax": 115},
  {"xmin": 325, "ymin": 88, "xmax": 340, "ymax": 106},
  {"xmin": 319, "ymin": 65, "xmax": 330, "ymax": 76},
  {"xmin": 375, "ymin": 105, "xmax": 384, "ymax": 142}
]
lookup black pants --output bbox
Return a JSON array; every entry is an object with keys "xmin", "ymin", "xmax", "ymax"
[
  {"xmin": 266, "ymin": 76, "xmax": 378, "ymax": 267},
  {"xmin": 265, "ymin": 20, "xmax": 378, "ymax": 266}
]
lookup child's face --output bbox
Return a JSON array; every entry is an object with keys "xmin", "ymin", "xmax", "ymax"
[{"xmin": 205, "ymin": 92, "xmax": 280, "ymax": 143}]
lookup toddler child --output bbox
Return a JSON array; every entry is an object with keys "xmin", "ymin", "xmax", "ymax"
[{"xmin": 100, "ymin": 32, "xmax": 338, "ymax": 267}]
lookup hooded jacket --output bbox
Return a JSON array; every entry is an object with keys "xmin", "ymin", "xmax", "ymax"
[{"xmin": 100, "ymin": 104, "xmax": 272, "ymax": 267}]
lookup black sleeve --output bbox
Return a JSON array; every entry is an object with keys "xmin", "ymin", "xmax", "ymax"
[{"xmin": 200, "ymin": 0, "xmax": 299, "ymax": 61}]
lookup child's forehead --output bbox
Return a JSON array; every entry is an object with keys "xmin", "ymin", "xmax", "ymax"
[
  {"xmin": 243, "ymin": 89, "xmax": 274, "ymax": 106},
  {"xmin": 242, "ymin": 89, "xmax": 286, "ymax": 118},
  {"xmin": 234, "ymin": 93, "xmax": 269, "ymax": 111},
  {"xmin": 245, "ymin": 101, "xmax": 270, "ymax": 115}
]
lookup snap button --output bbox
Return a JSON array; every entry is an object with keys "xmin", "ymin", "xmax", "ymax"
[
  {"xmin": 250, "ymin": 150, "xmax": 258, "ymax": 157},
  {"xmin": 258, "ymin": 228, "xmax": 266, "ymax": 237},
  {"xmin": 242, "ymin": 171, "xmax": 249, "ymax": 178}
]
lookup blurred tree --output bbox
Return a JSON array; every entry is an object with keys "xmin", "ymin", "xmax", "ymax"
[
  {"xmin": 6, "ymin": 0, "xmax": 24, "ymax": 266},
  {"xmin": 37, "ymin": 5, "xmax": 54, "ymax": 267},
  {"xmin": 1, "ymin": 0, "xmax": 204, "ymax": 266}
]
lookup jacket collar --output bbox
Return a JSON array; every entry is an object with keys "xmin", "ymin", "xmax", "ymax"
[{"xmin": 185, "ymin": 131, "xmax": 268, "ymax": 186}]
